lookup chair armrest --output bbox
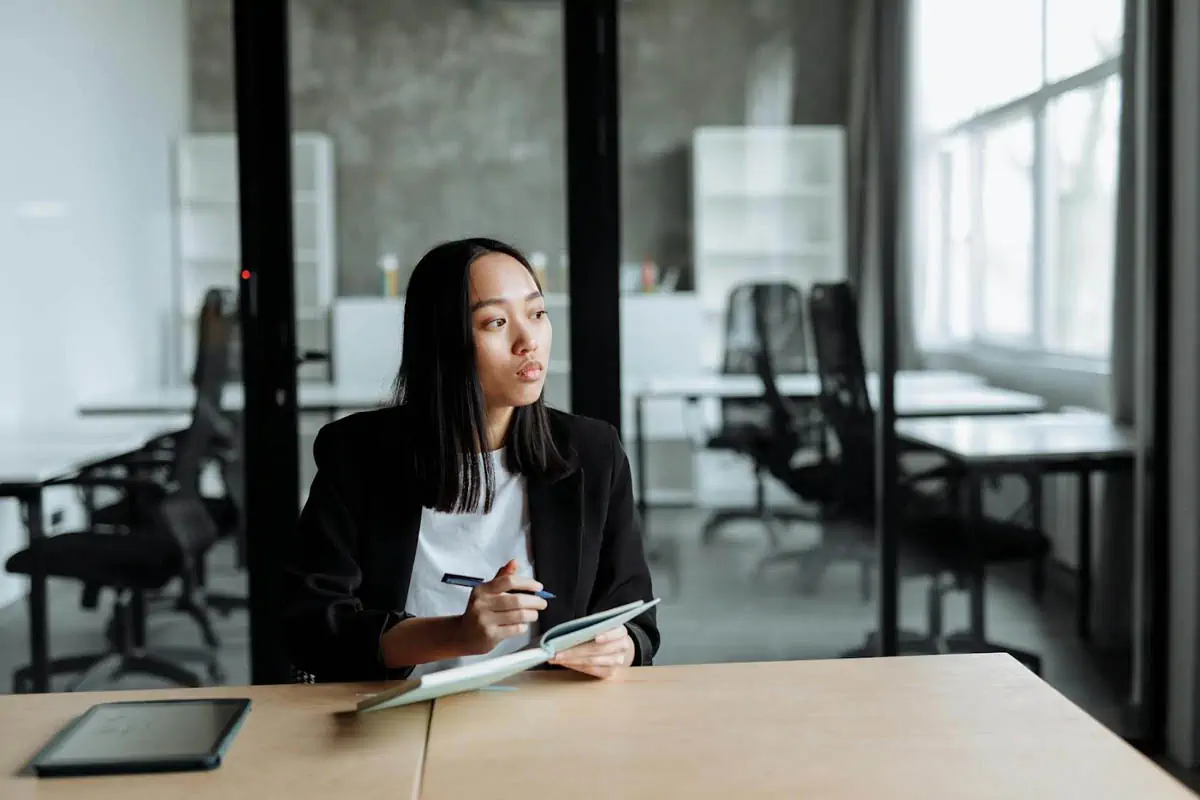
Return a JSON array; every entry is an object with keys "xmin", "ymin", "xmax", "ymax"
[
  {"xmin": 900, "ymin": 463, "xmax": 962, "ymax": 488},
  {"xmin": 46, "ymin": 474, "xmax": 168, "ymax": 494}
]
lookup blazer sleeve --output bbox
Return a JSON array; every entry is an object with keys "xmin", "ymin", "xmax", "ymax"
[
  {"xmin": 280, "ymin": 427, "xmax": 413, "ymax": 683},
  {"xmin": 588, "ymin": 425, "xmax": 661, "ymax": 666}
]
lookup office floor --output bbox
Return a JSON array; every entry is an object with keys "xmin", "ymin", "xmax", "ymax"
[{"xmin": 0, "ymin": 508, "xmax": 1194, "ymax": 792}]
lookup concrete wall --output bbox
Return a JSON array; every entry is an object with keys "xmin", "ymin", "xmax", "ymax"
[
  {"xmin": 186, "ymin": 0, "xmax": 853, "ymax": 294},
  {"xmin": 0, "ymin": 0, "xmax": 189, "ymax": 608}
]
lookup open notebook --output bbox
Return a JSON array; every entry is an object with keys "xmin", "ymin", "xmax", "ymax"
[{"xmin": 355, "ymin": 598, "xmax": 661, "ymax": 713}]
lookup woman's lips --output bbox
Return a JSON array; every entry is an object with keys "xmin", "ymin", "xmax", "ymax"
[{"xmin": 517, "ymin": 362, "xmax": 544, "ymax": 381}]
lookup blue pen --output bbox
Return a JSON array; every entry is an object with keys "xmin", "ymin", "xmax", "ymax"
[{"xmin": 441, "ymin": 572, "xmax": 556, "ymax": 600}]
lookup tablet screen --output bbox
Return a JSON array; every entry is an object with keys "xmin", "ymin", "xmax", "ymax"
[{"xmin": 38, "ymin": 699, "xmax": 250, "ymax": 770}]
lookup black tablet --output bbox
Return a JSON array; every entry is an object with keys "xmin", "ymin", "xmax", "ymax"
[{"xmin": 31, "ymin": 698, "xmax": 252, "ymax": 778}]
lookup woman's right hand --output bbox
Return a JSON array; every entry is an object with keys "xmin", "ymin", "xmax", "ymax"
[{"xmin": 456, "ymin": 560, "xmax": 548, "ymax": 656}]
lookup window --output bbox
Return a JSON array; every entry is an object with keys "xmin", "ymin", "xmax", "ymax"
[{"xmin": 910, "ymin": 0, "xmax": 1123, "ymax": 361}]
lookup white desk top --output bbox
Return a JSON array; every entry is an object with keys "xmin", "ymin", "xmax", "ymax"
[
  {"xmin": 639, "ymin": 369, "xmax": 983, "ymax": 398},
  {"xmin": 0, "ymin": 417, "xmax": 187, "ymax": 485},
  {"xmin": 78, "ymin": 383, "xmax": 391, "ymax": 415},
  {"xmin": 893, "ymin": 386, "xmax": 1046, "ymax": 417},
  {"xmin": 640, "ymin": 374, "xmax": 1044, "ymax": 418},
  {"xmin": 897, "ymin": 412, "xmax": 1137, "ymax": 463}
]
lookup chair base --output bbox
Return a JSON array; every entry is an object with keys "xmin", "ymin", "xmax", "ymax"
[
  {"xmin": 12, "ymin": 647, "xmax": 223, "ymax": 694},
  {"xmin": 841, "ymin": 630, "xmax": 1043, "ymax": 676},
  {"xmin": 207, "ymin": 592, "xmax": 248, "ymax": 616},
  {"xmin": 646, "ymin": 538, "xmax": 681, "ymax": 599},
  {"xmin": 755, "ymin": 540, "xmax": 873, "ymax": 602},
  {"xmin": 701, "ymin": 507, "xmax": 818, "ymax": 549},
  {"xmin": 15, "ymin": 592, "xmax": 226, "ymax": 694}
]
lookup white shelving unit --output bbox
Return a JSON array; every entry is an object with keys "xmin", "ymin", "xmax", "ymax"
[
  {"xmin": 690, "ymin": 125, "xmax": 846, "ymax": 509},
  {"xmin": 691, "ymin": 125, "xmax": 846, "ymax": 368},
  {"xmin": 172, "ymin": 132, "xmax": 336, "ymax": 383}
]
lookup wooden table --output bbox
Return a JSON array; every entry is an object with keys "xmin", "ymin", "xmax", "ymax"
[
  {"xmin": 0, "ymin": 656, "xmax": 1189, "ymax": 798},
  {"xmin": 423, "ymin": 656, "xmax": 1187, "ymax": 799},
  {"xmin": 0, "ymin": 682, "xmax": 429, "ymax": 799},
  {"xmin": 897, "ymin": 412, "xmax": 1137, "ymax": 640}
]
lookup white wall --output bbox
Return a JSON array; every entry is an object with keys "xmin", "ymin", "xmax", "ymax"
[{"xmin": 0, "ymin": 0, "xmax": 189, "ymax": 608}]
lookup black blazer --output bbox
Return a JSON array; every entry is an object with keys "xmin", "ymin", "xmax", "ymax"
[{"xmin": 280, "ymin": 405, "xmax": 660, "ymax": 682}]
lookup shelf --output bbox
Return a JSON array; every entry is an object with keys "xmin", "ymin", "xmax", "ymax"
[
  {"xmin": 179, "ymin": 249, "xmax": 322, "ymax": 265},
  {"xmin": 178, "ymin": 192, "xmax": 321, "ymax": 208},
  {"xmin": 699, "ymin": 187, "xmax": 832, "ymax": 199},
  {"xmin": 699, "ymin": 246, "xmax": 834, "ymax": 258},
  {"xmin": 692, "ymin": 125, "xmax": 847, "ymax": 313},
  {"xmin": 175, "ymin": 132, "xmax": 336, "ymax": 384},
  {"xmin": 181, "ymin": 307, "xmax": 328, "ymax": 321}
]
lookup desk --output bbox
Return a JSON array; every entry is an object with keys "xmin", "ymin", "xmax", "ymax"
[
  {"xmin": 0, "ymin": 682, "xmax": 429, "ymax": 799},
  {"xmin": 78, "ymin": 384, "xmax": 390, "ymax": 416},
  {"xmin": 0, "ymin": 418, "xmax": 187, "ymax": 694},
  {"xmin": 897, "ymin": 413, "xmax": 1136, "ymax": 641},
  {"xmin": 1, "ymin": 656, "xmax": 1188, "ymax": 798},
  {"xmin": 638, "ymin": 368, "xmax": 984, "ymax": 399},
  {"xmin": 423, "ymin": 655, "xmax": 1185, "ymax": 798}
]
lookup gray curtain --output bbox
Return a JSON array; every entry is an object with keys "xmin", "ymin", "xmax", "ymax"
[
  {"xmin": 1091, "ymin": 0, "xmax": 1139, "ymax": 651},
  {"xmin": 846, "ymin": 0, "xmax": 918, "ymax": 371}
]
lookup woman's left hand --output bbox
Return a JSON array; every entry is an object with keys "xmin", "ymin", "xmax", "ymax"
[{"xmin": 549, "ymin": 625, "xmax": 635, "ymax": 679}]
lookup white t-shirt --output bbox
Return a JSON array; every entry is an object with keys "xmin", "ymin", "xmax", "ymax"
[{"xmin": 404, "ymin": 450, "xmax": 536, "ymax": 678}]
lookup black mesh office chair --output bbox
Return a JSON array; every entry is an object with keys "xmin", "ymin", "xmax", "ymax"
[
  {"xmin": 701, "ymin": 282, "xmax": 822, "ymax": 548},
  {"xmin": 806, "ymin": 282, "xmax": 1050, "ymax": 671},
  {"xmin": 5, "ymin": 404, "xmax": 227, "ymax": 692},
  {"xmin": 743, "ymin": 288, "xmax": 869, "ymax": 596}
]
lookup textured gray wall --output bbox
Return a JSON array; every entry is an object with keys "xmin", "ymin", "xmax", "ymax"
[{"xmin": 188, "ymin": 0, "xmax": 852, "ymax": 295}]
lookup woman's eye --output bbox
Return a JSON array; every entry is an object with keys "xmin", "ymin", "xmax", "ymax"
[
  {"xmin": 485, "ymin": 318, "xmax": 505, "ymax": 329},
  {"xmin": 533, "ymin": 309, "xmax": 548, "ymax": 319}
]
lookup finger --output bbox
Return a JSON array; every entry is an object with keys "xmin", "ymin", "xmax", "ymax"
[
  {"xmin": 560, "ymin": 662, "xmax": 617, "ymax": 679},
  {"xmin": 486, "ymin": 593, "xmax": 548, "ymax": 612},
  {"xmin": 552, "ymin": 640, "xmax": 630, "ymax": 664},
  {"xmin": 485, "ymin": 574, "xmax": 545, "ymax": 595},
  {"xmin": 485, "ymin": 608, "xmax": 540, "ymax": 626},
  {"xmin": 489, "ymin": 622, "xmax": 529, "ymax": 639},
  {"xmin": 554, "ymin": 639, "xmax": 623, "ymax": 660},
  {"xmin": 491, "ymin": 559, "xmax": 519, "ymax": 580},
  {"xmin": 593, "ymin": 627, "xmax": 630, "ymax": 644},
  {"xmin": 555, "ymin": 652, "xmax": 627, "ymax": 670}
]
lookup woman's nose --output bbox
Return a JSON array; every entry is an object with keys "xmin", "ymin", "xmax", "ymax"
[
  {"xmin": 512, "ymin": 323, "xmax": 537, "ymax": 354},
  {"xmin": 514, "ymin": 333, "xmax": 537, "ymax": 354}
]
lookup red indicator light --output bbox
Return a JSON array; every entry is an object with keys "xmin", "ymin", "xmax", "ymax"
[{"xmin": 241, "ymin": 270, "xmax": 251, "ymax": 280}]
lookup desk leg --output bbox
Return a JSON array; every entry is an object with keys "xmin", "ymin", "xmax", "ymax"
[
  {"xmin": 1030, "ymin": 474, "xmax": 1045, "ymax": 601},
  {"xmin": 22, "ymin": 488, "xmax": 49, "ymax": 693},
  {"xmin": 967, "ymin": 472, "xmax": 987, "ymax": 643},
  {"xmin": 634, "ymin": 394, "xmax": 648, "ymax": 533},
  {"xmin": 1077, "ymin": 470, "xmax": 1093, "ymax": 640}
]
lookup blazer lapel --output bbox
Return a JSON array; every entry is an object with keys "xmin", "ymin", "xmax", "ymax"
[{"xmin": 527, "ymin": 469, "xmax": 583, "ymax": 633}]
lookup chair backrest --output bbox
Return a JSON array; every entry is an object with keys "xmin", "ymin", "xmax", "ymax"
[
  {"xmin": 718, "ymin": 282, "xmax": 810, "ymax": 430},
  {"xmin": 807, "ymin": 281, "xmax": 876, "ymax": 506},
  {"xmin": 154, "ymin": 488, "xmax": 222, "ymax": 573},
  {"xmin": 721, "ymin": 282, "xmax": 809, "ymax": 375},
  {"xmin": 749, "ymin": 288, "xmax": 800, "ymax": 445},
  {"xmin": 171, "ymin": 383, "xmax": 229, "ymax": 497},
  {"xmin": 193, "ymin": 288, "xmax": 237, "ymax": 396}
]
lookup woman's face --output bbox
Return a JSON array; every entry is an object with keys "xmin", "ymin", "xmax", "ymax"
[{"xmin": 468, "ymin": 252, "xmax": 551, "ymax": 411}]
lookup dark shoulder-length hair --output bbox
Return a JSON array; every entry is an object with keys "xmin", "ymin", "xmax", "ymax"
[{"xmin": 393, "ymin": 237, "xmax": 569, "ymax": 513}]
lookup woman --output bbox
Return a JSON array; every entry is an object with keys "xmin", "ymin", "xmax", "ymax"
[{"xmin": 281, "ymin": 237, "xmax": 659, "ymax": 683}]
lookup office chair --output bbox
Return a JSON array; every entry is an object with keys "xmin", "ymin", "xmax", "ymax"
[
  {"xmin": 700, "ymin": 282, "xmax": 822, "ymax": 549},
  {"xmin": 806, "ymin": 282, "xmax": 1050, "ymax": 672},
  {"xmin": 742, "ymin": 288, "xmax": 869, "ymax": 597},
  {"xmin": 5, "ymin": 406, "xmax": 227, "ymax": 692}
]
